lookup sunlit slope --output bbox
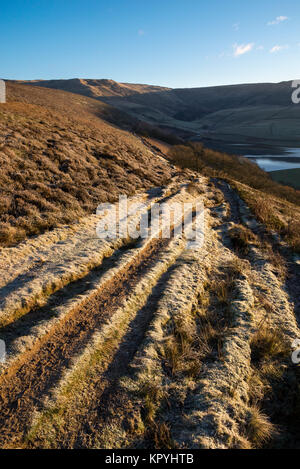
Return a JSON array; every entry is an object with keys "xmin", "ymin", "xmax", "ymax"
[
  {"xmin": 0, "ymin": 82, "xmax": 172, "ymax": 245},
  {"xmin": 19, "ymin": 78, "xmax": 300, "ymax": 144}
]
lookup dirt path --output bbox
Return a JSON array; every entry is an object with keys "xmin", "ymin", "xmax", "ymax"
[
  {"xmin": 214, "ymin": 178, "xmax": 300, "ymax": 327},
  {"xmin": 0, "ymin": 176, "xmax": 299, "ymax": 449},
  {"xmin": 0, "ymin": 181, "xmax": 203, "ymax": 447}
]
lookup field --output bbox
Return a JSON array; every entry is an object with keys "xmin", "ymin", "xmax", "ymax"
[{"xmin": 0, "ymin": 83, "xmax": 300, "ymax": 449}]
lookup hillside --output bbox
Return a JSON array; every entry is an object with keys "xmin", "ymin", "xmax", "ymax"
[
  {"xmin": 270, "ymin": 168, "xmax": 300, "ymax": 190},
  {"xmin": 0, "ymin": 174, "xmax": 299, "ymax": 449},
  {"xmin": 19, "ymin": 78, "xmax": 300, "ymax": 147},
  {"xmin": 0, "ymin": 82, "xmax": 173, "ymax": 245},
  {"xmin": 17, "ymin": 78, "xmax": 168, "ymax": 99},
  {"xmin": 0, "ymin": 82, "xmax": 300, "ymax": 449}
]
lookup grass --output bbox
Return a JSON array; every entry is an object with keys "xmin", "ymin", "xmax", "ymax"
[
  {"xmin": 231, "ymin": 183, "xmax": 300, "ymax": 253},
  {"xmin": 228, "ymin": 224, "xmax": 259, "ymax": 255},
  {"xmin": 0, "ymin": 82, "xmax": 172, "ymax": 246},
  {"xmin": 24, "ymin": 234, "xmax": 184, "ymax": 448},
  {"xmin": 139, "ymin": 379, "xmax": 175, "ymax": 449},
  {"xmin": 270, "ymin": 168, "xmax": 300, "ymax": 191},
  {"xmin": 250, "ymin": 326, "xmax": 290, "ymax": 364},
  {"xmin": 160, "ymin": 267, "xmax": 241, "ymax": 379},
  {"xmin": 169, "ymin": 143, "xmax": 300, "ymax": 206},
  {"xmin": 245, "ymin": 405, "xmax": 276, "ymax": 447},
  {"xmin": 262, "ymin": 242, "xmax": 287, "ymax": 281},
  {"xmin": 168, "ymin": 143, "xmax": 300, "ymax": 252},
  {"xmin": 246, "ymin": 324, "xmax": 299, "ymax": 448}
]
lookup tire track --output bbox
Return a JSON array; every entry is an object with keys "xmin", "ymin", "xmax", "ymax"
[
  {"xmin": 0, "ymin": 235, "xmax": 172, "ymax": 447},
  {"xmin": 0, "ymin": 186, "xmax": 202, "ymax": 448},
  {"xmin": 213, "ymin": 178, "xmax": 300, "ymax": 333}
]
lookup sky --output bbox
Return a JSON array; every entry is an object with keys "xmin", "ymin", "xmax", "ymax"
[{"xmin": 0, "ymin": 0, "xmax": 299, "ymax": 88}]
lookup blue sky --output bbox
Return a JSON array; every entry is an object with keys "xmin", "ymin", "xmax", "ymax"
[{"xmin": 0, "ymin": 0, "xmax": 299, "ymax": 88}]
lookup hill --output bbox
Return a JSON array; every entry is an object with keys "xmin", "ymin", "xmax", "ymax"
[
  {"xmin": 0, "ymin": 81, "xmax": 300, "ymax": 450},
  {"xmin": 270, "ymin": 168, "xmax": 300, "ymax": 190},
  {"xmin": 0, "ymin": 82, "xmax": 173, "ymax": 245},
  {"xmin": 19, "ymin": 78, "xmax": 300, "ymax": 147},
  {"xmin": 17, "ymin": 78, "xmax": 168, "ymax": 99}
]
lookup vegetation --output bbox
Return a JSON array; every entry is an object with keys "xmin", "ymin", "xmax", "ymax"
[
  {"xmin": 169, "ymin": 142, "xmax": 300, "ymax": 205},
  {"xmin": 0, "ymin": 82, "xmax": 172, "ymax": 246},
  {"xmin": 0, "ymin": 82, "xmax": 299, "ymax": 450},
  {"xmin": 248, "ymin": 325, "xmax": 300, "ymax": 448},
  {"xmin": 270, "ymin": 168, "xmax": 300, "ymax": 191},
  {"xmin": 169, "ymin": 143, "xmax": 300, "ymax": 252},
  {"xmin": 228, "ymin": 224, "xmax": 259, "ymax": 255}
]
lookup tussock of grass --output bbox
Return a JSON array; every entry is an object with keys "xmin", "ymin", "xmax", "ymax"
[
  {"xmin": 140, "ymin": 379, "xmax": 168, "ymax": 426},
  {"xmin": 246, "ymin": 323, "xmax": 297, "ymax": 447},
  {"xmin": 228, "ymin": 224, "xmax": 258, "ymax": 255},
  {"xmin": 245, "ymin": 405, "xmax": 276, "ymax": 447},
  {"xmin": 163, "ymin": 329, "xmax": 203, "ymax": 378},
  {"xmin": 152, "ymin": 422, "xmax": 175, "ymax": 449},
  {"xmin": 139, "ymin": 379, "xmax": 175, "ymax": 448},
  {"xmin": 250, "ymin": 326, "xmax": 290, "ymax": 364}
]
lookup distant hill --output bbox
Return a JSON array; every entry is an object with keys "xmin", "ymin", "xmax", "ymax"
[
  {"xmin": 270, "ymin": 168, "xmax": 300, "ymax": 190},
  {"xmin": 18, "ymin": 78, "xmax": 300, "ymax": 147},
  {"xmin": 16, "ymin": 78, "xmax": 168, "ymax": 99}
]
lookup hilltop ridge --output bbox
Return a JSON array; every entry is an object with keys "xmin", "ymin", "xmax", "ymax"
[
  {"xmin": 16, "ymin": 78, "xmax": 169, "ymax": 99},
  {"xmin": 17, "ymin": 78, "xmax": 300, "ymax": 147}
]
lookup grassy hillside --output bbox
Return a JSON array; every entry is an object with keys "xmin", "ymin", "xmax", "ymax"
[
  {"xmin": 0, "ymin": 82, "xmax": 172, "ymax": 245},
  {"xmin": 18, "ymin": 78, "xmax": 168, "ymax": 99},
  {"xmin": 1, "ymin": 82, "xmax": 300, "ymax": 252},
  {"xmin": 169, "ymin": 143, "xmax": 300, "ymax": 252},
  {"xmin": 19, "ymin": 78, "xmax": 300, "ymax": 146},
  {"xmin": 270, "ymin": 168, "xmax": 300, "ymax": 190}
]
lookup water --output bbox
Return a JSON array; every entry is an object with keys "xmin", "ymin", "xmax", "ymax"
[{"xmin": 245, "ymin": 148, "xmax": 300, "ymax": 172}]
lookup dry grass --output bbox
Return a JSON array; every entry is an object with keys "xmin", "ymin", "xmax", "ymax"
[
  {"xmin": 245, "ymin": 405, "xmax": 276, "ymax": 447},
  {"xmin": 232, "ymin": 183, "xmax": 300, "ymax": 253},
  {"xmin": 228, "ymin": 224, "xmax": 258, "ymax": 255},
  {"xmin": 169, "ymin": 143, "xmax": 300, "ymax": 206},
  {"xmin": 250, "ymin": 326, "xmax": 290, "ymax": 364},
  {"xmin": 160, "ymin": 267, "xmax": 239, "ymax": 379},
  {"xmin": 246, "ymin": 324, "xmax": 295, "ymax": 447},
  {"xmin": 0, "ymin": 82, "xmax": 172, "ymax": 246},
  {"xmin": 163, "ymin": 327, "xmax": 204, "ymax": 378},
  {"xmin": 140, "ymin": 379, "xmax": 168, "ymax": 427},
  {"xmin": 262, "ymin": 243, "xmax": 287, "ymax": 281},
  {"xmin": 152, "ymin": 422, "xmax": 174, "ymax": 449},
  {"xmin": 139, "ymin": 379, "xmax": 175, "ymax": 448},
  {"xmin": 168, "ymin": 144, "xmax": 300, "ymax": 252},
  {"xmin": 284, "ymin": 220, "xmax": 300, "ymax": 253}
]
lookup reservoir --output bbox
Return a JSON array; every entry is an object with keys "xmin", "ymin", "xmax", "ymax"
[{"xmin": 244, "ymin": 148, "xmax": 300, "ymax": 172}]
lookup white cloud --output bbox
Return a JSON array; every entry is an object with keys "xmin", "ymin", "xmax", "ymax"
[
  {"xmin": 267, "ymin": 16, "xmax": 288, "ymax": 25},
  {"xmin": 233, "ymin": 43, "xmax": 254, "ymax": 57},
  {"xmin": 270, "ymin": 44, "xmax": 289, "ymax": 53},
  {"xmin": 256, "ymin": 45, "xmax": 264, "ymax": 50}
]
